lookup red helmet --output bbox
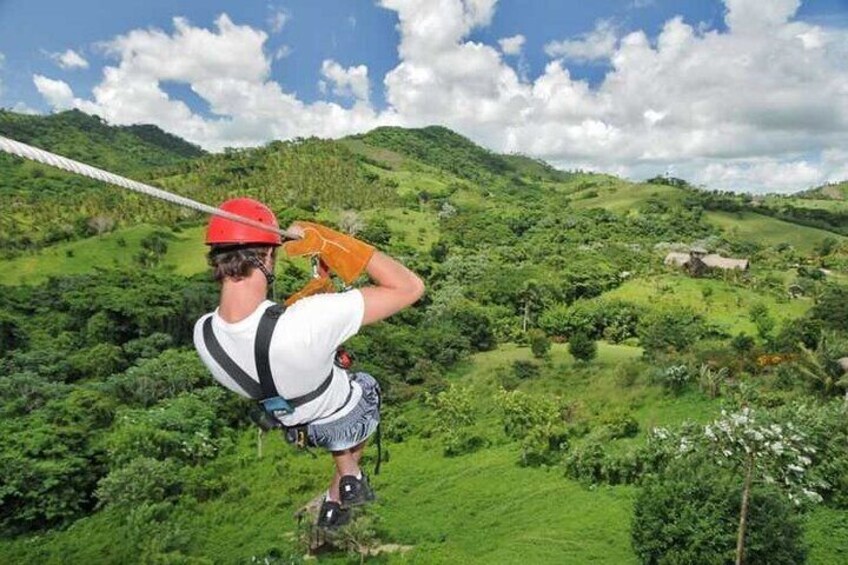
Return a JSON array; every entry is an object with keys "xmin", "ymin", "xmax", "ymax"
[{"xmin": 205, "ymin": 198, "xmax": 282, "ymax": 246}]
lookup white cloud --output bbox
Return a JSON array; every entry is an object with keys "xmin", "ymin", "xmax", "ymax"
[
  {"xmin": 33, "ymin": 74, "xmax": 75, "ymax": 109},
  {"xmin": 34, "ymin": 14, "xmax": 387, "ymax": 150},
  {"xmin": 51, "ymin": 49, "xmax": 89, "ymax": 70},
  {"xmin": 698, "ymin": 159, "xmax": 822, "ymax": 193},
  {"xmin": 321, "ymin": 60, "xmax": 370, "ymax": 102},
  {"xmin": 267, "ymin": 8, "xmax": 289, "ymax": 33},
  {"xmin": 545, "ymin": 20, "xmax": 617, "ymax": 62},
  {"xmin": 12, "ymin": 101, "xmax": 40, "ymax": 115},
  {"xmin": 498, "ymin": 34, "xmax": 524, "ymax": 55},
  {"xmin": 723, "ymin": 0, "xmax": 800, "ymax": 33},
  {"xmin": 30, "ymin": 0, "xmax": 848, "ymax": 191},
  {"xmin": 274, "ymin": 45, "xmax": 292, "ymax": 60}
]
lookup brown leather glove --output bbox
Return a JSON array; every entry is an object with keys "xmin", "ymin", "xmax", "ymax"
[
  {"xmin": 284, "ymin": 275, "xmax": 336, "ymax": 306},
  {"xmin": 282, "ymin": 221, "xmax": 375, "ymax": 284}
]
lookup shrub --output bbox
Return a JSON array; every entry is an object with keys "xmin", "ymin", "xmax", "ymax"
[
  {"xmin": 599, "ymin": 411, "xmax": 639, "ymax": 439},
  {"xmin": 632, "ymin": 459, "xmax": 806, "ymax": 565},
  {"xmin": 96, "ymin": 457, "xmax": 183, "ymax": 509},
  {"xmin": 495, "ymin": 388, "xmax": 573, "ymax": 467},
  {"xmin": 731, "ymin": 332, "xmax": 755, "ymax": 353},
  {"xmin": 569, "ymin": 331, "xmax": 597, "ymax": 362},
  {"xmin": 512, "ymin": 359, "xmax": 541, "ymax": 380},
  {"xmin": 528, "ymin": 329, "xmax": 551, "ymax": 358},
  {"xmin": 774, "ymin": 317, "xmax": 822, "ymax": 352},
  {"xmin": 613, "ymin": 360, "xmax": 643, "ymax": 388},
  {"xmin": 425, "ymin": 384, "xmax": 485, "ymax": 456},
  {"xmin": 638, "ymin": 306, "xmax": 706, "ymax": 358},
  {"xmin": 656, "ymin": 364, "xmax": 691, "ymax": 394}
]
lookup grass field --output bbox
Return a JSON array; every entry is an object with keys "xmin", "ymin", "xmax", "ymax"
[
  {"xmin": 762, "ymin": 196, "xmax": 848, "ymax": 212},
  {"xmin": 570, "ymin": 182, "xmax": 686, "ymax": 213},
  {"xmin": 604, "ymin": 272, "xmax": 811, "ymax": 336},
  {"xmin": 704, "ymin": 210, "xmax": 844, "ymax": 254},
  {"xmin": 0, "ymin": 225, "xmax": 208, "ymax": 285}
]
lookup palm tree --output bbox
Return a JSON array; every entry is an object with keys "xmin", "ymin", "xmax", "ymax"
[{"xmin": 795, "ymin": 332, "xmax": 848, "ymax": 404}]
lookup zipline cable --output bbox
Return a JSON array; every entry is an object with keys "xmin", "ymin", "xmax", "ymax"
[{"xmin": 0, "ymin": 135, "xmax": 299, "ymax": 240}]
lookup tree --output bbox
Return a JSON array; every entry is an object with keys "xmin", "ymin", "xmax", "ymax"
[
  {"xmin": 569, "ymin": 330, "xmax": 596, "ymax": 362},
  {"xmin": 519, "ymin": 280, "xmax": 543, "ymax": 333},
  {"xmin": 749, "ymin": 302, "xmax": 775, "ymax": 343},
  {"xmin": 637, "ymin": 306, "xmax": 705, "ymax": 358},
  {"xmin": 424, "ymin": 384, "xmax": 484, "ymax": 456},
  {"xmin": 702, "ymin": 407, "xmax": 822, "ymax": 565},
  {"xmin": 810, "ymin": 285, "xmax": 848, "ymax": 332},
  {"xmin": 699, "ymin": 364, "xmax": 729, "ymax": 399},
  {"xmin": 359, "ymin": 217, "xmax": 392, "ymax": 246},
  {"xmin": 793, "ymin": 332, "xmax": 848, "ymax": 402}
]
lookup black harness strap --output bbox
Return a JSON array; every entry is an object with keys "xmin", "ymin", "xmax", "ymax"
[
  {"xmin": 203, "ymin": 316, "xmax": 263, "ymax": 398},
  {"xmin": 254, "ymin": 304, "xmax": 285, "ymax": 399}
]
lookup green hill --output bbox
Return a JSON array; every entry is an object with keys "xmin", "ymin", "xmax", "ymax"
[
  {"xmin": 798, "ymin": 180, "xmax": 848, "ymax": 201},
  {"xmin": 1, "ymin": 110, "xmax": 847, "ymax": 563},
  {"xmin": 350, "ymin": 125, "xmax": 516, "ymax": 183},
  {"xmin": 0, "ymin": 110, "xmax": 207, "ymax": 256},
  {"xmin": 0, "ymin": 109, "xmax": 204, "ymax": 173}
]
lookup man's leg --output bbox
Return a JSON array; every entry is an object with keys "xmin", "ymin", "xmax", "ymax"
[{"xmin": 328, "ymin": 440, "xmax": 370, "ymax": 502}]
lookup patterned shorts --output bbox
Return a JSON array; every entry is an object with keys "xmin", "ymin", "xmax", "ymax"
[{"xmin": 307, "ymin": 372, "xmax": 381, "ymax": 451}]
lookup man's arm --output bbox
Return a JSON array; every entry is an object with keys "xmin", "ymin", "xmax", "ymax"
[{"xmin": 359, "ymin": 252, "xmax": 424, "ymax": 325}]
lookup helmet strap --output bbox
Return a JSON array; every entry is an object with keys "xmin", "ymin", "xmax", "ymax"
[{"xmin": 249, "ymin": 256, "xmax": 277, "ymax": 299}]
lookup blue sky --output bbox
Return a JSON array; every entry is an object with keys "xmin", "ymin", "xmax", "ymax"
[{"xmin": 1, "ymin": 0, "xmax": 847, "ymax": 192}]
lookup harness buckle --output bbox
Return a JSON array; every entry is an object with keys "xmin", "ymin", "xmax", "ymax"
[{"xmin": 260, "ymin": 395, "xmax": 294, "ymax": 417}]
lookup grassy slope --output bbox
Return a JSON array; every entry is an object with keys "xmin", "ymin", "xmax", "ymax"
[
  {"xmin": 762, "ymin": 196, "xmax": 848, "ymax": 212},
  {"xmin": 798, "ymin": 180, "xmax": 848, "ymax": 201},
  {"xmin": 0, "ymin": 435, "xmax": 637, "ymax": 564},
  {"xmin": 704, "ymin": 210, "xmax": 844, "ymax": 253},
  {"xmin": 0, "ymin": 225, "xmax": 208, "ymax": 285},
  {"xmin": 569, "ymin": 181, "xmax": 845, "ymax": 254},
  {"xmin": 604, "ymin": 272, "xmax": 811, "ymax": 335},
  {"xmin": 570, "ymin": 182, "xmax": 686, "ymax": 213},
  {"xmin": 2, "ymin": 342, "xmax": 844, "ymax": 563}
]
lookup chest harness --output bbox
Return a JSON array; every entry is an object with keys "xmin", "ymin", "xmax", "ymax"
[
  {"xmin": 202, "ymin": 304, "xmax": 343, "ymax": 448},
  {"xmin": 201, "ymin": 303, "xmax": 382, "ymax": 474}
]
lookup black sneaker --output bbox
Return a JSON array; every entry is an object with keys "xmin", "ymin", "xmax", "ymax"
[
  {"xmin": 316, "ymin": 499, "xmax": 350, "ymax": 529},
  {"xmin": 339, "ymin": 473, "xmax": 376, "ymax": 507}
]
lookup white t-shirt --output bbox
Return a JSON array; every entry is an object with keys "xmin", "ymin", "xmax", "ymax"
[{"xmin": 193, "ymin": 290, "xmax": 365, "ymax": 426}]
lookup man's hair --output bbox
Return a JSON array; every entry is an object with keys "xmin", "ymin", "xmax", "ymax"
[{"xmin": 207, "ymin": 245, "xmax": 276, "ymax": 283}]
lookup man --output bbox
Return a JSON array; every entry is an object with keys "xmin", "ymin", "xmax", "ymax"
[{"xmin": 193, "ymin": 197, "xmax": 424, "ymax": 529}]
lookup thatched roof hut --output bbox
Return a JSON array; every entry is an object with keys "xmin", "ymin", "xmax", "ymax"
[
  {"xmin": 663, "ymin": 252, "xmax": 690, "ymax": 267},
  {"xmin": 663, "ymin": 250, "xmax": 750, "ymax": 272},
  {"xmin": 702, "ymin": 254, "xmax": 749, "ymax": 271}
]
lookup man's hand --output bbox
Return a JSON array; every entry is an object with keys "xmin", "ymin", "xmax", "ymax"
[{"xmin": 282, "ymin": 221, "xmax": 375, "ymax": 284}]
